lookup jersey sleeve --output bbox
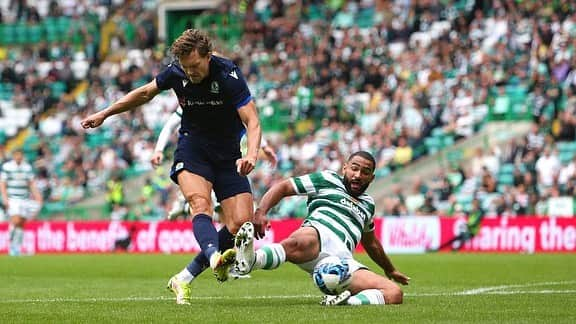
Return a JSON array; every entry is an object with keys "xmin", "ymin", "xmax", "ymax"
[
  {"xmin": 289, "ymin": 171, "xmax": 336, "ymax": 196},
  {"xmin": 154, "ymin": 108, "xmax": 182, "ymax": 152},
  {"xmin": 363, "ymin": 197, "xmax": 376, "ymax": 232},
  {"xmin": 155, "ymin": 63, "xmax": 179, "ymax": 91},
  {"xmin": 222, "ymin": 66, "xmax": 252, "ymax": 109}
]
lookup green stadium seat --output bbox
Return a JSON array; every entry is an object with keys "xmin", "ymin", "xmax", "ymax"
[
  {"xmin": 446, "ymin": 150, "xmax": 463, "ymax": 164},
  {"xmin": 375, "ymin": 167, "xmax": 391, "ymax": 178},
  {"xmin": 443, "ymin": 135, "xmax": 455, "ymax": 147},
  {"xmin": 0, "ymin": 83, "xmax": 13, "ymax": 100},
  {"xmin": 431, "ymin": 127, "xmax": 444, "ymax": 137},
  {"xmin": 14, "ymin": 22, "xmax": 27, "ymax": 45},
  {"xmin": 499, "ymin": 163, "xmax": 515, "ymax": 174},
  {"xmin": 27, "ymin": 23, "xmax": 42, "ymax": 44},
  {"xmin": 49, "ymin": 81, "xmax": 67, "ymax": 98},
  {"xmin": 43, "ymin": 18, "xmax": 59, "ymax": 43},
  {"xmin": 56, "ymin": 17, "xmax": 72, "ymax": 41},
  {"xmin": 559, "ymin": 151, "xmax": 574, "ymax": 164},
  {"xmin": 1, "ymin": 24, "xmax": 16, "ymax": 45},
  {"xmin": 424, "ymin": 137, "xmax": 442, "ymax": 154},
  {"xmin": 498, "ymin": 173, "xmax": 515, "ymax": 185},
  {"xmin": 356, "ymin": 9, "xmax": 375, "ymax": 28},
  {"xmin": 307, "ymin": 4, "xmax": 326, "ymax": 21}
]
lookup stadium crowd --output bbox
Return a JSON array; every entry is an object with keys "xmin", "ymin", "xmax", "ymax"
[{"xmin": 1, "ymin": 0, "xmax": 576, "ymax": 220}]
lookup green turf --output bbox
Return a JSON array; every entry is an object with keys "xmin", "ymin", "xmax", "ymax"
[{"xmin": 0, "ymin": 253, "xmax": 575, "ymax": 323}]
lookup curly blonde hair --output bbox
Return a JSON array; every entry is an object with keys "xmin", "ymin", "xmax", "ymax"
[{"xmin": 170, "ymin": 29, "xmax": 213, "ymax": 59}]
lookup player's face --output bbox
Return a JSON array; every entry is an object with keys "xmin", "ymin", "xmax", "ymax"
[
  {"xmin": 342, "ymin": 156, "xmax": 375, "ymax": 197},
  {"xmin": 12, "ymin": 151, "xmax": 23, "ymax": 164},
  {"xmin": 179, "ymin": 50, "xmax": 211, "ymax": 84}
]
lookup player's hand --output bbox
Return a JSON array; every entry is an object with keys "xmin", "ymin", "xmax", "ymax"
[
  {"xmin": 81, "ymin": 111, "xmax": 107, "ymax": 129},
  {"xmin": 262, "ymin": 146, "xmax": 278, "ymax": 169},
  {"xmin": 236, "ymin": 157, "xmax": 257, "ymax": 176},
  {"xmin": 253, "ymin": 207, "xmax": 269, "ymax": 239},
  {"xmin": 150, "ymin": 151, "xmax": 164, "ymax": 168},
  {"xmin": 388, "ymin": 270, "xmax": 410, "ymax": 285}
]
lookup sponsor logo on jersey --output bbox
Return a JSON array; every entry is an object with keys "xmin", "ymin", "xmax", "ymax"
[
  {"xmin": 210, "ymin": 81, "xmax": 220, "ymax": 93},
  {"xmin": 339, "ymin": 198, "xmax": 368, "ymax": 220},
  {"xmin": 229, "ymin": 70, "xmax": 238, "ymax": 79}
]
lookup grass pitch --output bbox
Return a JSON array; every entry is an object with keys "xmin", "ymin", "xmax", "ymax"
[{"xmin": 0, "ymin": 253, "xmax": 575, "ymax": 323}]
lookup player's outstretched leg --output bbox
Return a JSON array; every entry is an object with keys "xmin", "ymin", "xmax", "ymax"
[
  {"xmin": 320, "ymin": 290, "xmax": 351, "ymax": 306},
  {"xmin": 210, "ymin": 248, "xmax": 237, "ymax": 283},
  {"xmin": 234, "ymin": 222, "xmax": 255, "ymax": 274},
  {"xmin": 166, "ymin": 276, "xmax": 192, "ymax": 305}
]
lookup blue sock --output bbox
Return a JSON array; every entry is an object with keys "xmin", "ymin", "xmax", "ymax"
[
  {"xmin": 186, "ymin": 226, "xmax": 235, "ymax": 276},
  {"xmin": 192, "ymin": 214, "xmax": 218, "ymax": 260},
  {"xmin": 218, "ymin": 226, "xmax": 235, "ymax": 251}
]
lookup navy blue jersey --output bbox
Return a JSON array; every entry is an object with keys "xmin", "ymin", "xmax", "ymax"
[{"xmin": 155, "ymin": 55, "xmax": 252, "ymax": 147}]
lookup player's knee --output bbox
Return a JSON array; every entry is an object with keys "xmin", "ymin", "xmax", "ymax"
[
  {"xmin": 184, "ymin": 193, "xmax": 211, "ymax": 214},
  {"xmin": 282, "ymin": 237, "xmax": 317, "ymax": 262},
  {"xmin": 226, "ymin": 219, "xmax": 244, "ymax": 234},
  {"xmin": 384, "ymin": 287, "xmax": 404, "ymax": 304}
]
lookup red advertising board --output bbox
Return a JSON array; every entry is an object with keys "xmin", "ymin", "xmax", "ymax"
[
  {"xmin": 0, "ymin": 219, "xmax": 303, "ymax": 254},
  {"xmin": 438, "ymin": 216, "xmax": 576, "ymax": 253},
  {"xmin": 0, "ymin": 217, "xmax": 574, "ymax": 254}
]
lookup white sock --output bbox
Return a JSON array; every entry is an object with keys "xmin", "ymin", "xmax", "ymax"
[
  {"xmin": 254, "ymin": 243, "xmax": 286, "ymax": 270},
  {"xmin": 8, "ymin": 223, "xmax": 15, "ymax": 241},
  {"xmin": 10, "ymin": 227, "xmax": 24, "ymax": 254},
  {"xmin": 175, "ymin": 268, "xmax": 195, "ymax": 283},
  {"xmin": 347, "ymin": 289, "xmax": 386, "ymax": 305}
]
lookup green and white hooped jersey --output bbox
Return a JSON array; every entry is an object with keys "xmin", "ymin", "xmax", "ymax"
[
  {"xmin": 290, "ymin": 170, "xmax": 376, "ymax": 252},
  {"xmin": 0, "ymin": 159, "xmax": 34, "ymax": 199}
]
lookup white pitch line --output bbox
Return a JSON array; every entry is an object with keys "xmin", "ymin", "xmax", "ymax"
[
  {"xmin": 0, "ymin": 295, "xmax": 319, "ymax": 303},
  {"xmin": 456, "ymin": 280, "xmax": 576, "ymax": 296},
  {"xmin": 1, "ymin": 281, "xmax": 574, "ymax": 303}
]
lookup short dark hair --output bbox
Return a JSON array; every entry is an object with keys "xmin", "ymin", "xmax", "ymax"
[
  {"xmin": 348, "ymin": 151, "xmax": 376, "ymax": 171},
  {"xmin": 170, "ymin": 29, "xmax": 213, "ymax": 59}
]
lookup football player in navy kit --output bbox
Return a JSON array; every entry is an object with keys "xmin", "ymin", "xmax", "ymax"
[{"xmin": 81, "ymin": 29, "xmax": 261, "ymax": 304}]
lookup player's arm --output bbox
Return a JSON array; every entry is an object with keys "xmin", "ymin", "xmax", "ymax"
[
  {"xmin": 361, "ymin": 229, "xmax": 410, "ymax": 285},
  {"xmin": 260, "ymin": 140, "xmax": 278, "ymax": 168},
  {"xmin": 237, "ymin": 100, "xmax": 262, "ymax": 176},
  {"xmin": 253, "ymin": 178, "xmax": 297, "ymax": 239},
  {"xmin": 151, "ymin": 110, "xmax": 181, "ymax": 167},
  {"xmin": 0, "ymin": 173, "xmax": 8, "ymax": 208},
  {"xmin": 81, "ymin": 80, "xmax": 161, "ymax": 129},
  {"xmin": 28, "ymin": 178, "xmax": 43, "ymax": 204}
]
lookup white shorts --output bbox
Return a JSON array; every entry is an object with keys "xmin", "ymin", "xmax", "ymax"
[
  {"xmin": 296, "ymin": 223, "xmax": 367, "ymax": 274},
  {"xmin": 6, "ymin": 198, "xmax": 41, "ymax": 219}
]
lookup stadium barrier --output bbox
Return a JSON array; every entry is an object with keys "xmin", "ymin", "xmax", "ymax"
[{"xmin": 0, "ymin": 217, "xmax": 574, "ymax": 254}]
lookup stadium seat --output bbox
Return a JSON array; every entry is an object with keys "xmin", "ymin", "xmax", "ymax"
[
  {"xmin": 49, "ymin": 81, "xmax": 67, "ymax": 98},
  {"xmin": 56, "ymin": 16, "xmax": 72, "ymax": 41},
  {"xmin": 27, "ymin": 23, "xmax": 43, "ymax": 44},
  {"xmin": 425, "ymin": 137, "xmax": 442, "ymax": 154},
  {"xmin": 431, "ymin": 127, "xmax": 444, "ymax": 137},
  {"xmin": 0, "ymin": 24, "xmax": 14, "ymax": 45},
  {"xmin": 498, "ymin": 173, "xmax": 515, "ymax": 185},
  {"xmin": 443, "ymin": 135, "xmax": 455, "ymax": 147},
  {"xmin": 446, "ymin": 150, "xmax": 463, "ymax": 164},
  {"xmin": 559, "ymin": 151, "xmax": 574, "ymax": 164},
  {"xmin": 356, "ymin": 9, "xmax": 375, "ymax": 28},
  {"xmin": 499, "ymin": 163, "xmax": 515, "ymax": 175},
  {"xmin": 43, "ymin": 17, "xmax": 59, "ymax": 43},
  {"xmin": 375, "ymin": 167, "xmax": 391, "ymax": 178}
]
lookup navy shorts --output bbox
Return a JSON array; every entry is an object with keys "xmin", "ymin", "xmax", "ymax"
[{"xmin": 170, "ymin": 131, "xmax": 251, "ymax": 202}]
